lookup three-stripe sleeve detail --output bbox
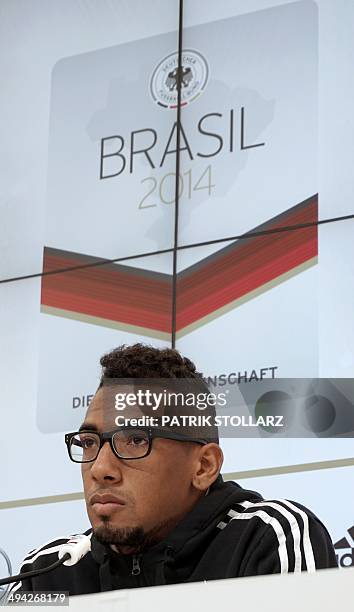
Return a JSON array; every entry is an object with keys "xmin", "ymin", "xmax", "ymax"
[{"xmin": 217, "ymin": 499, "xmax": 317, "ymax": 574}]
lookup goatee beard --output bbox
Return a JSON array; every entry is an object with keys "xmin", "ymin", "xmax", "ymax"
[
  {"xmin": 94, "ymin": 523, "xmax": 146, "ymax": 551},
  {"xmin": 93, "ymin": 514, "xmax": 184, "ymax": 553}
]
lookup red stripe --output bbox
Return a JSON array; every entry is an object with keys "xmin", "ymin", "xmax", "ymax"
[
  {"xmin": 176, "ymin": 240, "xmax": 316, "ymax": 328},
  {"xmin": 41, "ymin": 196, "xmax": 318, "ymax": 334}
]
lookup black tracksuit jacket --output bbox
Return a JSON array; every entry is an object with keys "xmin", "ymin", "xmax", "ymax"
[{"xmin": 8, "ymin": 479, "xmax": 337, "ymax": 597}]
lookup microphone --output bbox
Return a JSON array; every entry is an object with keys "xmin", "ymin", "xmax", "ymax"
[
  {"xmin": 58, "ymin": 534, "xmax": 92, "ymax": 566},
  {"xmin": 0, "ymin": 534, "xmax": 92, "ymax": 586}
]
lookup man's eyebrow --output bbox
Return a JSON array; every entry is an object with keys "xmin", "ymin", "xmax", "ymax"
[{"xmin": 79, "ymin": 423, "xmax": 98, "ymax": 432}]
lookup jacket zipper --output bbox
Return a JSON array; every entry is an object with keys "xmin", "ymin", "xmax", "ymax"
[{"xmin": 131, "ymin": 555, "xmax": 141, "ymax": 576}]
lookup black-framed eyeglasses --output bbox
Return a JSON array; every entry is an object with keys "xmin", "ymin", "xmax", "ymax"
[{"xmin": 65, "ymin": 427, "xmax": 208, "ymax": 463}]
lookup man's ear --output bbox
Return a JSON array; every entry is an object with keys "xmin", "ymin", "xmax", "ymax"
[{"xmin": 192, "ymin": 443, "xmax": 224, "ymax": 492}]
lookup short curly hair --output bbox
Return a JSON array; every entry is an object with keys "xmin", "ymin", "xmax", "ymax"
[
  {"xmin": 99, "ymin": 343, "xmax": 204, "ymax": 384},
  {"xmin": 97, "ymin": 343, "xmax": 220, "ymax": 447}
]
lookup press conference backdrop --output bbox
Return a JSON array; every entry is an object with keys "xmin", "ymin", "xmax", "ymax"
[{"xmin": 1, "ymin": 0, "xmax": 354, "ymax": 574}]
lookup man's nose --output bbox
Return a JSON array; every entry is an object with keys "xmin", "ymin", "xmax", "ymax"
[{"xmin": 90, "ymin": 440, "xmax": 123, "ymax": 483}]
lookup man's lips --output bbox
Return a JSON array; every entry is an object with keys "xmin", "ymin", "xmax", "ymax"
[{"xmin": 90, "ymin": 494, "xmax": 126, "ymax": 514}]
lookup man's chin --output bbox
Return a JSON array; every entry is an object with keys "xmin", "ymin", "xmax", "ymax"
[
  {"xmin": 94, "ymin": 522, "xmax": 146, "ymax": 550},
  {"xmin": 93, "ymin": 514, "xmax": 185, "ymax": 552}
]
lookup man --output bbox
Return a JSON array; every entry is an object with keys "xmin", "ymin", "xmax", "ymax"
[{"xmin": 8, "ymin": 344, "xmax": 337, "ymax": 597}]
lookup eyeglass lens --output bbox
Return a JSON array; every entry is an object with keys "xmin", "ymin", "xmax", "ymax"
[{"xmin": 69, "ymin": 429, "xmax": 150, "ymax": 462}]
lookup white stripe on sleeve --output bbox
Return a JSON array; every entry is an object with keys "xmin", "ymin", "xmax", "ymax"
[
  {"xmin": 239, "ymin": 500, "xmax": 303, "ymax": 572},
  {"xmin": 227, "ymin": 508, "xmax": 289, "ymax": 573},
  {"xmin": 278, "ymin": 499, "xmax": 316, "ymax": 572}
]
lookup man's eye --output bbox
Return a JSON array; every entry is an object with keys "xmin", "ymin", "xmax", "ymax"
[
  {"xmin": 127, "ymin": 435, "xmax": 148, "ymax": 446},
  {"xmin": 80, "ymin": 436, "xmax": 98, "ymax": 449}
]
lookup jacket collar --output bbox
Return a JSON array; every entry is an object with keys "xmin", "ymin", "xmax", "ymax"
[{"xmin": 90, "ymin": 479, "xmax": 262, "ymax": 567}]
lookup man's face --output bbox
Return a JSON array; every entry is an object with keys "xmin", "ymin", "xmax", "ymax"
[{"xmin": 81, "ymin": 385, "xmax": 202, "ymax": 551}]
